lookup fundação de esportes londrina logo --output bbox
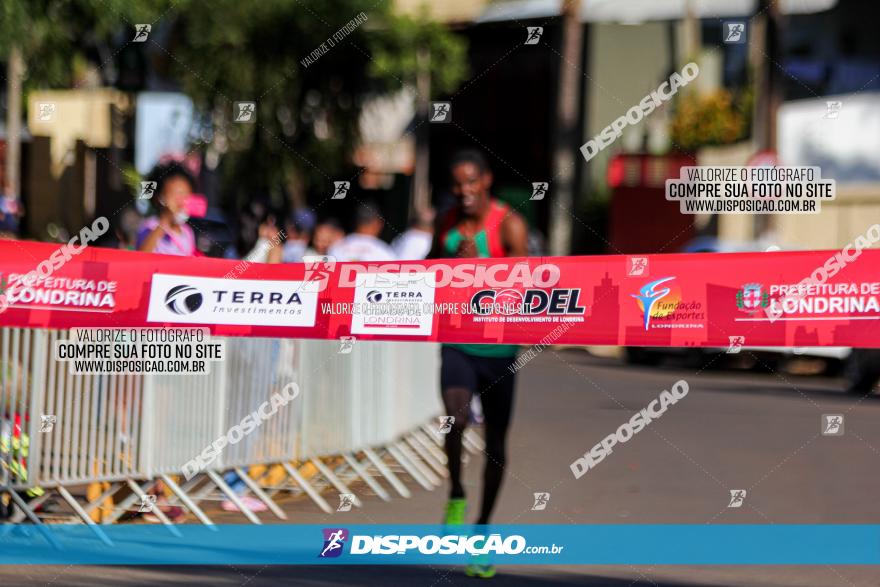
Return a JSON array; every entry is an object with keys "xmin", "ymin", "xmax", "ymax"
[{"xmin": 631, "ymin": 277, "xmax": 705, "ymax": 330}]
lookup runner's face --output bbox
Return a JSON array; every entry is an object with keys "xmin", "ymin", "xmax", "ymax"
[{"xmin": 451, "ymin": 162, "xmax": 489, "ymax": 216}]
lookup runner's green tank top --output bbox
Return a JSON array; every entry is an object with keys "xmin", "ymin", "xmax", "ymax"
[{"xmin": 439, "ymin": 200, "xmax": 519, "ymax": 358}]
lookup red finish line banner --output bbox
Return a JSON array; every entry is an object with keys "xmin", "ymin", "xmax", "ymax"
[{"xmin": 1, "ymin": 240, "xmax": 879, "ymax": 348}]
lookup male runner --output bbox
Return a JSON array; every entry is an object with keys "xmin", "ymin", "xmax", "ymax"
[{"xmin": 431, "ymin": 149, "xmax": 528, "ymax": 578}]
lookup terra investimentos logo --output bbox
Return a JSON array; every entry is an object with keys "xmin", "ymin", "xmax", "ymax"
[
  {"xmin": 147, "ymin": 274, "xmax": 319, "ymax": 327},
  {"xmin": 164, "ymin": 285, "xmax": 204, "ymax": 315}
]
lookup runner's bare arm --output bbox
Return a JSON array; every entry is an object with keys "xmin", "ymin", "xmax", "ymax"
[
  {"xmin": 501, "ymin": 212, "xmax": 529, "ymax": 257},
  {"xmin": 428, "ymin": 212, "xmax": 451, "ymax": 259}
]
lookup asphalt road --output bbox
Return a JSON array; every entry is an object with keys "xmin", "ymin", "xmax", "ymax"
[{"xmin": 3, "ymin": 349, "xmax": 880, "ymax": 586}]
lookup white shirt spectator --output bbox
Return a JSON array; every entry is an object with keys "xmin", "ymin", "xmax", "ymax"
[
  {"xmin": 391, "ymin": 229, "xmax": 432, "ymax": 260},
  {"xmin": 328, "ymin": 233, "xmax": 396, "ymax": 262},
  {"xmin": 282, "ymin": 240, "xmax": 308, "ymax": 263}
]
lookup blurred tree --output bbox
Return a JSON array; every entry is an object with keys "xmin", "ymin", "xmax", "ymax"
[
  {"xmin": 0, "ymin": 0, "xmax": 166, "ymax": 202},
  {"xmin": 1, "ymin": 1, "xmax": 467, "ymax": 217},
  {"xmin": 168, "ymin": 0, "xmax": 467, "ymax": 212}
]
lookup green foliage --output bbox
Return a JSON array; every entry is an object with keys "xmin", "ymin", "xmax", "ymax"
[
  {"xmin": 368, "ymin": 12, "xmax": 469, "ymax": 95},
  {"xmin": 0, "ymin": 0, "xmax": 469, "ymax": 211},
  {"xmin": 670, "ymin": 89, "xmax": 752, "ymax": 152},
  {"xmin": 0, "ymin": 0, "xmax": 168, "ymax": 88},
  {"xmin": 168, "ymin": 0, "xmax": 468, "ymax": 209}
]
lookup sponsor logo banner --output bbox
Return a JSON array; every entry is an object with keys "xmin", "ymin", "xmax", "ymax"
[
  {"xmin": 147, "ymin": 274, "xmax": 318, "ymax": 327},
  {"xmin": 350, "ymin": 272, "xmax": 435, "ymax": 336},
  {"xmin": 2, "ymin": 240, "xmax": 879, "ymax": 349}
]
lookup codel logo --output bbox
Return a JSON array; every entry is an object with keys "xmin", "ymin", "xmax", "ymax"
[
  {"xmin": 366, "ymin": 290, "xmax": 384, "ymax": 303},
  {"xmin": 165, "ymin": 285, "xmax": 203, "ymax": 315},
  {"xmin": 471, "ymin": 288, "xmax": 585, "ymax": 316},
  {"xmin": 474, "ymin": 288, "xmax": 524, "ymax": 315},
  {"xmin": 319, "ymin": 528, "xmax": 349, "ymax": 558}
]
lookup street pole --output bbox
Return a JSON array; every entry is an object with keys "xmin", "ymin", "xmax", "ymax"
[
  {"xmin": 754, "ymin": 0, "xmax": 781, "ymax": 152},
  {"xmin": 413, "ymin": 47, "xmax": 431, "ymax": 220},
  {"xmin": 752, "ymin": 0, "xmax": 782, "ymax": 238},
  {"xmin": 5, "ymin": 45, "xmax": 24, "ymax": 198},
  {"xmin": 548, "ymin": 0, "xmax": 583, "ymax": 257}
]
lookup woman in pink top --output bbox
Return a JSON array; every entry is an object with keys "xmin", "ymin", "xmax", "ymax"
[{"xmin": 137, "ymin": 162, "xmax": 197, "ymax": 256}]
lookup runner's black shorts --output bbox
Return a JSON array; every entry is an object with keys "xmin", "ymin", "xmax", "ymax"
[{"xmin": 440, "ymin": 345, "xmax": 517, "ymax": 398}]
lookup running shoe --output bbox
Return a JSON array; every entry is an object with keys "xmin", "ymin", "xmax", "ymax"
[
  {"xmin": 444, "ymin": 498, "xmax": 467, "ymax": 526},
  {"xmin": 465, "ymin": 562, "xmax": 496, "ymax": 579},
  {"xmin": 465, "ymin": 537, "xmax": 495, "ymax": 578}
]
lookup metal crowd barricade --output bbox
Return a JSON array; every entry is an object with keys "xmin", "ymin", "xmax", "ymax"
[
  {"xmin": 1, "ymin": 328, "xmax": 148, "ymax": 525},
  {"xmin": 1, "ymin": 326, "xmax": 462, "ymax": 531}
]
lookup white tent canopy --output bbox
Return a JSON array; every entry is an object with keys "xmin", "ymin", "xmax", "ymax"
[{"xmin": 477, "ymin": 0, "xmax": 838, "ymax": 24}]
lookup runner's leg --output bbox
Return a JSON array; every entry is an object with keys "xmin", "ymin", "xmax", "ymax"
[
  {"xmin": 475, "ymin": 358, "xmax": 516, "ymax": 525},
  {"xmin": 440, "ymin": 347, "xmax": 476, "ymax": 499}
]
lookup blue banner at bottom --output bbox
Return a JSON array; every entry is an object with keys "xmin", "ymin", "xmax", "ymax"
[{"xmin": 1, "ymin": 524, "xmax": 879, "ymax": 565}]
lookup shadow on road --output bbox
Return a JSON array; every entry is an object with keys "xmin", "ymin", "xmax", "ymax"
[
  {"xmin": 6, "ymin": 565, "xmax": 705, "ymax": 587},
  {"xmin": 555, "ymin": 349, "xmax": 880, "ymax": 403}
]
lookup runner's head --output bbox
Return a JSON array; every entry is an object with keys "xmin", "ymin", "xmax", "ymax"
[
  {"xmin": 353, "ymin": 200, "xmax": 384, "ymax": 237},
  {"xmin": 312, "ymin": 218, "xmax": 343, "ymax": 254},
  {"xmin": 450, "ymin": 149, "xmax": 492, "ymax": 218}
]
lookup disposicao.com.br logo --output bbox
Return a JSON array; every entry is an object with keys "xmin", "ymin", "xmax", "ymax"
[{"xmin": 318, "ymin": 528, "xmax": 563, "ymax": 558}]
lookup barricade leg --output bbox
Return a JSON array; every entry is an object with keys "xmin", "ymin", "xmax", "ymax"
[
  {"xmin": 421, "ymin": 423, "xmax": 444, "ymax": 447},
  {"xmin": 385, "ymin": 444, "xmax": 434, "ymax": 490},
  {"xmin": 2, "ymin": 489, "xmax": 63, "ymax": 549},
  {"xmin": 124, "ymin": 479, "xmax": 183, "ymax": 536},
  {"xmin": 205, "ymin": 470, "xmax": 261, "ymax": 525},
  {"xmin": 82, "ymin": 482, "xmax": 122, "ymax": 522},
  {"xmin": 362, "ymin": 448, "xmax": 410, "ymax": 499},
  {"xmin": 10, "ymin": 491, "xmax": 52, "ymax": 524},
  {"xmin": 413, "ymin": 429, "xmax": 448, "ymax": 465},
  {"xmin": 233, "ymin": 467, "xmax": 287, "ymax": 520},
  {"xmin": 343, "ymin": 453, "xmax": 390, "ymax": 502},
  {"xmin": 310, "ymin": 458, "xmax": 362, "ymax": 508},
  {"xmin": 404, "ymin": 434, "xmax": 447, "ymax": 477},
  {"xmin": 160, "ymin": 474, "xmax": 216, "ymax": 528},
  {"xmin": 281, "ymin": 462, "xmax": 333, "ymax": 514},
  {"xmin": 395, "ymin": 441, "xmax": 441, "ymax": 486},
  {"xmin": 55, "ymin": 485, "xmax": 114, "ymax": 545},
  {"xmin": 101, "ymin": 482, "xmax": 147, "ymax": 525}
]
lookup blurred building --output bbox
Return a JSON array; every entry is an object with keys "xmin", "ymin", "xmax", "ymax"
[
  {"xmin": 25, "ymin": 89, "xmax": 133, "ymax": 239},
  {"xmin": 400, "ymin": 0, "xmax": 877, "ymax": 253}
]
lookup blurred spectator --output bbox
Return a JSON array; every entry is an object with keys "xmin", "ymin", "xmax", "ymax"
[
  {"xmin": 0, "ymin": 183, "xmax": 23, "ymax": 239},
  {"xmin": 94, "ymin": 207, "xmax": 142, "ymax": 250},
  {"xmin": 307, "ymin": 217, "xmax": 344, "ymax": 257},
  {"xmin": 328, "ymin": 201, "xmax": 395, "ymax": 261},
  {"xmin": 391, "ymin": 207, "xmax": 435, "ymax": 260},
  {"xmin": 244, "ymin": 217, "xmax": 284, "ymax": 264},
  {"xmin": 136, "ymin": 162, "xmax": 197, "ymax": 256},
  {"xmin": 117, "ymin": 208, "xmax": 141, "ymax": 250},
  {"xmin": 282, "ymin": 209, "xmax": 317, "ymax": 263}
]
